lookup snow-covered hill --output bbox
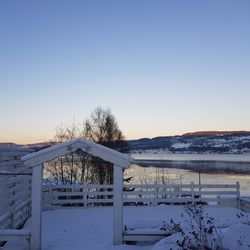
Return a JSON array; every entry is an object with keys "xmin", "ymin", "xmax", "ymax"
[
  {"xmin": 128, "ymin": 132, "xmax": 250, "ymax": 154},
  {"xmin": 4, "ymin": 131, "xmax": 250, "ymax": 155}
]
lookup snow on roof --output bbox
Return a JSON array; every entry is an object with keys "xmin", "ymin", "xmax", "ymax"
[{"xmin": 21, "ymin": 138, "xmax": 134, "ymax": 168}]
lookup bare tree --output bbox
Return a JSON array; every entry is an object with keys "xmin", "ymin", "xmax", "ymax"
[
  {"xmin": 83, "ymin": 107, "xmax": 129, "ymax": 184},
  {"xmin": 45, "ymin": 108, "xmax": 129, "ymax": 185},
  {"xmin": 84, "ymin": 107, "xmax": 129, "ymax": 152},
  {"xmin": 44, "ymin": 121, "xmax": 92, "ymax": 184}
]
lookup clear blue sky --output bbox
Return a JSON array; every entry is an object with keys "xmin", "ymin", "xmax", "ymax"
[{"xmin": 1, "ymin": 0, "xmax": 250, "ymax": 143}]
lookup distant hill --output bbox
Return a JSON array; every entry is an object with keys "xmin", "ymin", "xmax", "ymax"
[
  {"xmin": 21, "ymin": 141, "xmax": 55, "ymax": 151},
  {"xmin": 0, "ymin": 142, "xmax": 18, "ymax": 147},
  {"xmin": 128, "ymin": 131, "xmax": 250, "ymax": 154},
  {"xmin": 182, "ymin": 131, "xmax": 250, "ymax": 137},
  {"xmin": 3, "ymin": 131, "xmax": 250, "ymax": 154}
]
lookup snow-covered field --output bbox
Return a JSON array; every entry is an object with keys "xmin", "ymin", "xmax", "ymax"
[{"xmin": 5, "ymin": 206, "xmax": 250, "ymax": 250}]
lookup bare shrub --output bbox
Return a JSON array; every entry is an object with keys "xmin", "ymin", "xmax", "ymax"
[{"xmin": 170, "ymin": 204, "xmax": 223, "ymax": 250}]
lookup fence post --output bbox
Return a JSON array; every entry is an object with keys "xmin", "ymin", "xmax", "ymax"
[
  {"xmin": 11, "ymin": 160, "xmax": 18, "ymax": 228},
  {"xmin": 191, "ymin": 182, "xmax": 194, "ymax": 205},
  {"xmin": 113, "ymin": 166, "xmax": 123, "ymax": 245},
  {"xmin": 31, "ymin": 164, "xmax": 42, "ymax": 250},
  {"xmin": 28, "ymin": 177, "xmax": 32, "ymax": 217},
  {"xmin": 83, "ymin": 184, "xmax": 87, "ymax": 208},
  {"xmin": 9, "ymin": 179, "xmax": 17, "ymax": 228},
  {"xmin": 48, "ymin": 184, "xmax": 52, "ymax": 210},
  {"xmin": 236, "ymin": 182, "xmax": 240, "ymax": 208},
  {"xmin": 154, "ymin": 184, "xmax": 158, "ymax": 206}
]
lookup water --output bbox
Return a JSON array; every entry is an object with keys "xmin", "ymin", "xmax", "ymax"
[
  {"xmin": 124, "ymin": 153, "xmax": 250, "ymax": 196},
  {"xmin": 132, "ymin": 152, "xmax": 250, "ymax": 162}
]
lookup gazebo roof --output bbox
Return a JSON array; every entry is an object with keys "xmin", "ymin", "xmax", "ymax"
[{"xmin": 21, "ymin": 138, "xmax": 134, "ymax": 168}]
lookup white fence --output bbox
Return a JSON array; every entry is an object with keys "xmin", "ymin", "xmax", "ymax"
[
  {"xmin": 0, "ymin": 146, "xmax": 241, "ymax": 228},
  {"xmin": 0, "ymin": 147, "xmax": 33, "ymax": 231},
  {"xmin": 0, "ymin": 147, "xmax": 246, "ymax": 249},
  {"xmin": 42, "ymin": 182, "xmax": 240, "ymax": 209}
]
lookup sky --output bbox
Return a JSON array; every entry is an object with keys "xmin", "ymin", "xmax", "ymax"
[{"xmin": 0, "ymin": 0, "xmax": 250, "ymax": 144}]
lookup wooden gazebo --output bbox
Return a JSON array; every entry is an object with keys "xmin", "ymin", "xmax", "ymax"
[{"xmin": 21, "ymin": 138, "xmax": 133, "ymax": 250}]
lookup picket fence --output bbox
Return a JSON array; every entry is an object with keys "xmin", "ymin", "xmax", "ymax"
[{"xmin": 42, "ymin": 182, "xmax": 240, "ymax": 209}]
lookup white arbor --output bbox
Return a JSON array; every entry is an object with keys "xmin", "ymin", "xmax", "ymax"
[{"xmin": 21, "ymin": 138, "xmax": 133, "ymax": 250}]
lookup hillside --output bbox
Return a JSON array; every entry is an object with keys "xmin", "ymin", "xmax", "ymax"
[
  {"xmin": 3, "ymin": 131, "xmax": 250, "ymax": 154},
  {"xmin": 182, "ymin": 131, "xmax": 250, "ymax": 137},
  {"xmin": 128, "ymin": 131, "xmax": 250, "ymax": 154}
]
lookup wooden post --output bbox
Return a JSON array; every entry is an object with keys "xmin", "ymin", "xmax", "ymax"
[
  {"xmin": 31, "ymin": 164, "xmax": 43, "ymax": 250},
  {"xmin": 83, "ymin": 184, "xmax": 87, "ymax": 208},
  {"xmin": 48, "ymin": 184, "xmax": 52, "ymax": 210},
  {"xmin": 10, "ymin": 181, "xmax": 16, "ymax": 228},
  {"xmin": 236, "ymin": 182, "xmax": 240, "ymax": 208},
  {"xmin": 191, "ymin": 182, "xmax": 194, "ymax": 205},
  {"xmin": 154, "ymin": 184, "xmax": 158, "ymax": 206},
  {"xmin": 113, "ymin": 166, "xmax": 123, "ymax": 245}
]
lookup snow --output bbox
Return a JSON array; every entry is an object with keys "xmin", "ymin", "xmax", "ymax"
[
  {"xmin": 21, "ymin": 138, "xmax": 134, "ymax": 168},
  {"xmin": 240, "ymin": 197, "xmax": 250, "ymax": 202},
  {"xmin": 4, "ymin": 206, "xmax": 250, "ymax": 250},
  {"xmin": 222, "ymin": 223, "xmax": 250, "ymax": 249},
  {"xmin": 153, "ymin": 224, "xmax": 250, "ymax": 250},
  {"xmin": 125, "ymin": 219, "xmax": 176, "ymax": 235},
  {"xmin": 171, "ymin": 143, "xmax": 190, "ymax": 149},
  {"xmin": 125, "ymin": 219, "xmax": 171, "ymax": 230}
]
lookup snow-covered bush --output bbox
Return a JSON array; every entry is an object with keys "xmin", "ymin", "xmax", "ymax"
[{"xmin": 170, "ymin": 204, "xmax": 223, "ymax": 250}]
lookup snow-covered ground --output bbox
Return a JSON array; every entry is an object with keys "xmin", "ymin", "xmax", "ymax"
[{"xmin": 5, "ymin": 206, "xmax": 250, "ymax": 250}]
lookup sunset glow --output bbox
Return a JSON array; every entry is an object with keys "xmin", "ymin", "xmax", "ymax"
[{"xmin": 1, "ymin": 1, "xmax": 250, "ymax": 144}]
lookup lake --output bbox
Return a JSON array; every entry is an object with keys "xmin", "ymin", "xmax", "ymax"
[
  {"xmin": 123, "ymin": 153, "xmax": 250, "ymax": 196},
  {"xmin": 131, "ymin": 152, "xmax": 250, "ymax": 162}
]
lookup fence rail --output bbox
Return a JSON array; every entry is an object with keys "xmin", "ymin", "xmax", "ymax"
[{"xmin": 42, "ymin": 182, "xmax": 240, "ymax": 209}]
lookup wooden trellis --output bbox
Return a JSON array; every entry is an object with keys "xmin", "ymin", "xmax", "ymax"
[{"xmin": 21, "ymin": 138, "xmax": 133, "ymax": 250}]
